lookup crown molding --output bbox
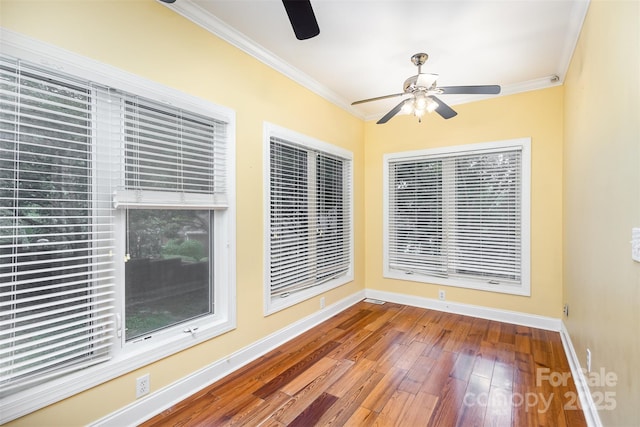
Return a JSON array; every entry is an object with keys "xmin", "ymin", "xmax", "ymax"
[
  {"xmin": 159, "ymin": 0, "xmax": 362, "ymax": 118},
  {"xmin": 556, "ymin": 0, "xmax": 591, "ymax": 82},
  {"xmin": 159, "ymin": 0, "xmax": 587, "ymax": 123}
]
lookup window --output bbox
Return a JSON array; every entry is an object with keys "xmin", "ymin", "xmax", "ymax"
[
  {"xmin": 384, "ymin": 139, "xmax": 530, "ymax": 295},
  {"xmin": 124, "ymin": 209, "xmax": 212, "ymax": 341},
  {"xmin": 0, "ymin": 50, "xmax": 235, "ymax": 421},
  {"xmin": 0, "ymin": 58, "xmax": 115, "ymax": 396},
  {"xmin": 264, "ymin": 124, "xmax": 353, "ymax": 314},
  {"xmin": 113, "ymin": 96, "xmax": 228, "ymax": 344}
]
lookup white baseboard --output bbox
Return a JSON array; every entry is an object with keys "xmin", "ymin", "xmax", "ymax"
[
  {"xmin": 91, "ymin": 290, "xmax": 366, "ymax": 427},
  {"xmin": 365, "ymin": 289, "xmax": 562, "ymax": 331},
  {"xmin": 92, "ymin": 288, "xmax": 574, "ymax": 426},
  {"xmin": 367, "ymin": 289, "xmax": 600, "ymax": 426},
  {"xmin": 559, "ymin": 322, "xmax": 603, "ymax": 427}
]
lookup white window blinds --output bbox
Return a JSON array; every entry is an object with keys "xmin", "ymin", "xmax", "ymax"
[
  {"xmin": 388, "ymin": 159, "xmax": 445, "ymax": 277},
  {"xmin": 0, "ymin": 56, "xmax": 115, "ymax": 395},
  {"xmin": 113, "ymin": 95, "xmax": 227, "ymax": 209},
  {"xmin": 268, "ymin": 137, "xmax": 351, "ymax": 298},
  {"xmin": 388, "ymin": 146, "xmax": 524, "ymax": 287}
]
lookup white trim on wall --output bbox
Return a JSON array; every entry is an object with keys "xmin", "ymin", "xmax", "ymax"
[
  {"xmin": 559, "ymin": 322, "xmax": 604, "ymax": 427},
  {"xmin": 365, "ymin": 289, "xmax": 560, "ymax": 331},
  {"xmin": 157, "ymin": 0, "xmax": 590, "ymax": 122},
  {"xmin": 90, "ymin": 290, "xmax": 607, "ymax": 427},
  {"xmin": 91, "ymin": 290, "xmax": 366, "ymax": 427},
  {"xmin": 157, "ymin": 0, "xmax": 358, "ymax": 118}
]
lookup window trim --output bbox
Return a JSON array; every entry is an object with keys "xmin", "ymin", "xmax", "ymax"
[
  {"xmin": 383, "ymin": 138, "xmax": 531, "ymax": 296},
  {"xmin": 263, "ymin": 122, "xmax": 354, "ymax": 315},
  {"xmin": 0, "ymin": 29, "xmax": 236, "ymax": 424}
]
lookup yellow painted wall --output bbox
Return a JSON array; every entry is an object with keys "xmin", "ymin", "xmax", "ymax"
[
  {"xmin": 1, "ymin": 1, "xmax": 365, "ymax": 425},
  {"xmin": 6, "ymin": 0, "xmax": 638, "ymax": 425},
  {"xmin": 563, "ymin": 0, "xmax": 640, "ymax": 424},
  {"xmin": 364, "ymin": 87, "xmax": 564, "ymax": 317}
]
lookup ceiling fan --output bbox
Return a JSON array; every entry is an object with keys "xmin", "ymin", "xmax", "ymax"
[
  {"xmin": 352, "ymin": 53, "xmax": 501, "ymax": 124},
  {"xmin": 282, "ymin": 0, "xmax": 320, "ymax": 40},
  {"xmin": 159, "ymin": 0, "xmax": 320, "ymax": 40}
]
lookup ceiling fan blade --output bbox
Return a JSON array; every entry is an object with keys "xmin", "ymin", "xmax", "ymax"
[
  {"xmin": 438, "ymin": 85, "xmax": 501, "ymax": 95},
  {"xmin": 430, "ymin": 96, "xmax": 457, "ymax": 119},
  {"xmin": 351, "ymin": 92, "xmax": 405, "ymax": 106},
  {"xmin": 158, "ymin": 0, "xmax": 176, "ymax": 3},
  {"xmin": 282, "ymin": 0, "xmax": 320, "ymax": 40},
  {"xmin": 377, "ymin": 100, "xmax": 406, "ymax": 124}
]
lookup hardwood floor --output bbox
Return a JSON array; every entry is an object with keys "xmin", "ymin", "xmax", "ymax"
[{"xmin": 141, "ymin": 300, "xmax": 587, "ymax": 426}]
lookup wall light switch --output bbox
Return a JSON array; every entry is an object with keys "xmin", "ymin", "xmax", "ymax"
[{"xmin": 632, "ymin": 228, "xmax": 640, "ymax": 262}]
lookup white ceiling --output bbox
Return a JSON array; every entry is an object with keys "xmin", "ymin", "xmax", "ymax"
[{"xmin": 162, "ymin": 0, "xmax": 590, "ymax": 121}]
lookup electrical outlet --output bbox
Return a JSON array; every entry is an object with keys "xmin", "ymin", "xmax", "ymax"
[
  {"xmin": 136, "ymin": 374, "xmax": 150, "ymax": 398},
  {"xmin": 563, "ymin": 304, "xmax": 569, "ymax": 317},
  {"xmin": 320, "ymin": 297, "xmax": 325, "ymax": 309},
  {"xmin": 438, "ymin": 290, "xmax": 446, "ymax": 301},
  {"xmin": 586, "ymin": 349, "xmax": 592, "ymax": 373}
]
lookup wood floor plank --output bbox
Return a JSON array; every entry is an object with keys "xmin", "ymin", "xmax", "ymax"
[
  {"xmin": 343, "ymin": 322, "xmax": 396, "ymax": 362},
  {"xmin": 141, "ymin": 300, "xmax": 588, "ymax": 427},
  {"xmin": 427, "ymin": 376, "xmax": 468, "ymax": 427},
  {"xmin": 402, "ymin": 354, "xmax": 436, "ymax": 393},
  {"xmin": 471, "ymin": 350, "xmax": 496, "ymax": 380},
  {"xmin": 397, "ymin": 390, "xmax": 439, "ymax": 427},
  {"xmin": 335, "ymin": 309, "xmax": 374, "ymax": 330},
  {"xmin": 485, "ymin": 320, "xmax": 502, "ymax": 343},
  {"xmin": 279, "ymin": 356, "xmax": 337, "ymax": 396},
  {"xmin": 362, "ymin": 328, "xmax": 406, "ymax": 362},
  {"xmin": 512, "ymin": 359, "xmax": 536, "ymax": 425},
  {"xmin": 363, "ymin": 303, "xmax": 404, "ymax": 332},
  {"xmin": 371, "ymin": 341, "xmax": 404, "ymax": 374},
  {"xmin": 313, "ymin": 369, "xmax": 384, "ymax": 426},
  {"xmin": 287, "ymin": 392, "xmax": 338, "ymax": 427},
  {"xmin": 394, "ymin": 340, "xmax": 428, "ymax": 370},
  {"xmin": 267, "ymin": 358, "xmax": 354, "ymax": 425},
  {"xmin": 224, "ymin": 390, "xmax": 290, "ymax": 426},
  {"xmin": 343, "ymin": 406, "xmax": 377, "ymax": 427},
  {"xmin": 361, "ymin": 365, "xmax": 408, "ymax": 413},
  {"xmin": 421, "ymin": 350, "xmax": 458, "ymax": 395},
  {"xmin": 373, "ymin": 389, "xmax": 415, "ymax": 427},
  {"xmin": 491, "ymin": 359, "xmax": 515, "ymax": 390},
  {"xmin": 388, "ymin": 305, "xmax": 427, "ymax": 333},
  {"xmin": 443, "ymin": 316, "xmax": 473, "ymax": 353},
  {"xmin": 253, "ymin": 340, "xmax": 340, "ymax": 399},
  {"xmin": 326, "ymin": 326, "xmax": 374, "ymax": 359},
  {"xmin": 325, "ymin": 358, "xmax": 376, "ymax": 398},
  {"xmin": 456, "ymin": 373, "xmax": 491, "ymax": 427},
  {"xmin": 483, "ymin": 386, "xmax": 513, "ymax": 427},
  {"xmin": 514, "ymin": 325, "xmax": 533, "ymax": 354},
  {"xmin": 451, "ymin": 347, "xmax": 477, "ymax": 382},
  {"xmin": 424, "ymin": 328, "xmax": 452, "ymax": 359}
]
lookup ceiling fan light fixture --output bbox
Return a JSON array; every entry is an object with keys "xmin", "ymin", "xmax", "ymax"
[
  {"xmin": 414, "ymin": 92, "xmax": 427, "ymax": 110},
  {"xmin": 402, "ymin": 93, "xmax": 439, "ymax": 121},
  {"xmin": 426, "ymin": 97, "xmax": 439, "ymax": 113},
  {"xmin": 400, "ymin": 99, "xmax": 414, "ymax": 115}
]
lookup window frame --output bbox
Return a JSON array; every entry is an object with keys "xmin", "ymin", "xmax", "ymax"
[
  {"xmin": 383, "ymin": 138, "xmax": 531, "ymax": 296},
  {"xmin": 105, "ymin": 89, "xmax": 231, "ymax": 350},
  {"xmin": 263, "ymin": 122, "xmax": 354, "ymax": 315},
  {"xmin": 1, "ymin": 30, "xmax": 236, "ymax": 423}
]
